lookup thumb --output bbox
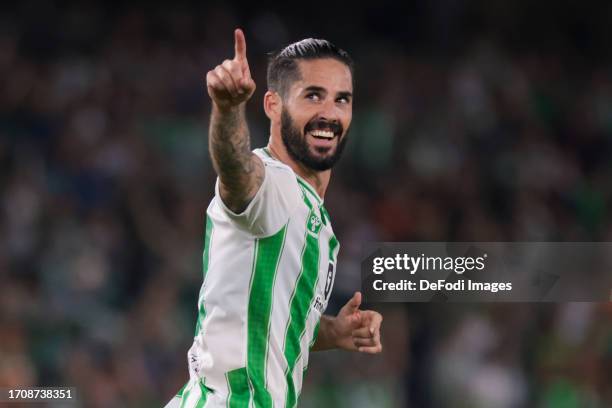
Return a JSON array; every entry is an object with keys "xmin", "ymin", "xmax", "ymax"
[{"xmin": 344, "ymin": 291, "xmax": 362, "ymax": 314}]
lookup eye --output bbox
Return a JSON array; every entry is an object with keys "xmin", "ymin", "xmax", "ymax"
[
  {"xmin": 336, "ymin": 96, "xmax": 350, "ymax": 104},
  {"xmin": 306, "ymin": 93, "xmax": 321, "ymax": 101}
]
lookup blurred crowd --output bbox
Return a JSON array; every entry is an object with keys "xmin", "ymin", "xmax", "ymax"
[{"xmin": 1, "ymin": 2, "xmax": 611, "ymax": 407}]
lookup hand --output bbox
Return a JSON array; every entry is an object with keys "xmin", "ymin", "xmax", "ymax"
[
  {"xmin": 206, "ymin": 28, "xmax": 257, "ymax": 110},
  {"xmin": 333, "ymin": 292, "xmax": 383, "ymax": 354}
]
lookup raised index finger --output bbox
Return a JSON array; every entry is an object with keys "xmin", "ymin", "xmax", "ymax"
[{"xmin": 234, "ymin": 28, "xmax": 247, "ymax": 62}]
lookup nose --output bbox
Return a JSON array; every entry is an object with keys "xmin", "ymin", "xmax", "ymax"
[{"xmin": 317, "ymin": 98, "xmax": 341, "ymax": 123}]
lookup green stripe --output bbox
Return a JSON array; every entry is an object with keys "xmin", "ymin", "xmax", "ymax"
[
  {"xmin": 320, "ymin": 204, "xmax": 330, "ymax": 226},
  {"xmin": 246, "ymin": 226, "xmax": 288, "ymax": 408},
  {"xmin": 179, "ymin": 379, "xmax": 209, "ymax": 408},
  {"xmin": 226, "ymin": 367, "xmax": 250, "ymax": 408},
  {"xmin": 296, "ymin": 177, "xmax": 322, "ymax": 205},
  {"xmin": 195, "ymin": 215, "xmax": 214, "ymax": 336},
  {"xmin": 180, "ymin": 380, "xmax": 208, "ymax": 408},
  {"xmin": 194, "ymin": 379, "xmax": 209, "ymax": 408},
  {"xmin": 283, "ymin": 203, "xmax": 322, "ymax": 408}
]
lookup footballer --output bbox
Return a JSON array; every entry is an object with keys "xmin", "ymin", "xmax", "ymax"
[{"xmin": 166, "ymin": 28, "xmax": 383, "ymax": 408}]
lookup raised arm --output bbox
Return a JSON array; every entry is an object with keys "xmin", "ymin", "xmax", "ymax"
[{"xmin": 206, "ymin": 28, "xmax": 263, "ymax": 213}]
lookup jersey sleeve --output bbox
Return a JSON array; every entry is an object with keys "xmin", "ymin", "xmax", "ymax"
[{"xmin": 214, "ymin": 158, "xmax": 301, "ymax": 237}]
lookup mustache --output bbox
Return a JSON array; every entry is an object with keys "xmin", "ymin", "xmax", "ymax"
[{"xmin": 304, "ymin": 119, "xmax": 343, "ymax": 136}]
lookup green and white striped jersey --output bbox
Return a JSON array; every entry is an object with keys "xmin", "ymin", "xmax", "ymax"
[{"xmin": 182, "ymin": 147, "xmax": 340, "ymax": 408}]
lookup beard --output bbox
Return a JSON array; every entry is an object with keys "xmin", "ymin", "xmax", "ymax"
[{"xmin": 280, "ymin": 108, "xmax": 348, "ymax": 171}]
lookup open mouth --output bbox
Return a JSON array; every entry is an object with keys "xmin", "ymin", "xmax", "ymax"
[{"xmin": 309, "ymin": 129, "xmax": 336, "ymax": 140}]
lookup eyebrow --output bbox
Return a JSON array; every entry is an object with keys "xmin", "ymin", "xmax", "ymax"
[{"xmin": 303, "ymin": 86, "xmax": 353, "ymax": 99}]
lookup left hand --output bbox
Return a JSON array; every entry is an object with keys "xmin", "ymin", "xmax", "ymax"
[{"xmin": 333, "ymin": 292, "xmax": 383, "ymax": 354}]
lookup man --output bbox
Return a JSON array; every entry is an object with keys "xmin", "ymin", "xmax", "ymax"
[{"xmin": 167, "ymin": 29, "xmax": 383, "ymax": 408}]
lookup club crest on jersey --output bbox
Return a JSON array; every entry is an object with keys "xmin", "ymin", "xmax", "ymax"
[{"xmin": 307, "ymin": 212, "xmax": 322, "ymax": 235}]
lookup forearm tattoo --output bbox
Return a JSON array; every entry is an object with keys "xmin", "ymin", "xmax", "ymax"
[{"xmin": 209, "ymin": 105, "xmax": 264, "ymax": 213}]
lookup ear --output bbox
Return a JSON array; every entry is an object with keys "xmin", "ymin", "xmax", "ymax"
[{"xmin": 263, "ymin": 90, "xmax": 282, "ymax": 122}]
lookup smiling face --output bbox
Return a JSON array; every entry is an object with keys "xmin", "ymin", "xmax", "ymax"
[{"xmin": 279, "ymin": 58, "xmax": 353, "ymax": 171}]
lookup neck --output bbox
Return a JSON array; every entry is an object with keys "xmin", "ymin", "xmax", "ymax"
[{"xmin": 267, "ymin": 139, "xmax": 331, "ymax": 199}]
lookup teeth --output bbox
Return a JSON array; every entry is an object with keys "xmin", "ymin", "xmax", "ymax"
[{"xmin": 310, "ymin": 130, "xmax": 335, "ymax": 139}]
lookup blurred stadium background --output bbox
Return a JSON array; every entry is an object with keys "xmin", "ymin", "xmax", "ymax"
[{"xmin": 1, "ymin": 1, "xmax": 611, "ymax": 407}]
